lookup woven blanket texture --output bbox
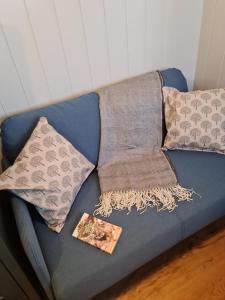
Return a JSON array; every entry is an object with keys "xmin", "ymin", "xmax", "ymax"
[{"xmin": 96, "ymin": 71, "xmax": 193, "ymax": 217}]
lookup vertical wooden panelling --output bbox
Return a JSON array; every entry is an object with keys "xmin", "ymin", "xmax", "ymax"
[
  {"xmin": 126, "ymin": 0, "xmax": 146, "ymax": 76},
  {"xmin": 145, "ymin": 0, "xmax": 166, "ymax": 71},
  {"xmin": 54, "ymin": 0, "xmax": 92, "ymax": 92},
  {"xmin": 165, "ymin": 0, "xmax": 203, "ymax": 88},
  {"xmin": 80, "ymin": 0, "xmax": 110, "ymax": 87},
  {"xmin": 0, "ymin": 101, "xmax": 6, "ymax": 119},
  {"xmin": 0, "ymin": 25, "xmax": 28, "ymax": 113},
  {"xmin": 195, "ymin": 0, "xmax": 218, "ymax": 89},
  {"xmin": 25, "ymin": 0, "xmax": 71, "ymax": 99},
  {"xmin": 104, "ymin": 0, "xmax": 128, "ymax": 82},
  {"xmin": 195, "ymin": 0, "xmax": 225, "ymax": 90},
  {"xmin": 0, "ymin": 1, "xmax": 203, "ymax": 117},
  {"xmin": 201, "ymin": 0, "xmax": 225, "ymax": 89},
  {"xmin": 217, "ymin": 53, "xmax": 225, "ymax": 88},
  {"xmin": 0, "ymin": 0, "xmax": 50, "ymax": 106}
]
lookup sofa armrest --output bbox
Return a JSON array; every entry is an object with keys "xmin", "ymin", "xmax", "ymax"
[
  {"xmin": 10, "ymin": 196, "xmax": 54, "ymax": 300},
  {"xmin": 2, "ymin": 157, "xmax": 54, "ymax": 300}
]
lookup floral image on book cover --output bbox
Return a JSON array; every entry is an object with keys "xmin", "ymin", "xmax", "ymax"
[{"xmin": 72, "ymin": 213, "xmax": 122, "ymax": 254}]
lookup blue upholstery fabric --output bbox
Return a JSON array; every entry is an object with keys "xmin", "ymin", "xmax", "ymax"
[
  {"xmin": 166, "ymin": 150, "xmax": 225, "ymax": 237},
  {"xmin": 0, "ymin": 69, "xmax": 197, "ymax": 300},
  {"xmin": 1, "ymin": 92, "xmax": 100, "ymax": 165},
  {"xmin": 11, "ymin": 196, "xmax": 54, "ymax": 300},
  {"xmin": 1, "ymin": 92, "xmax": 99, "ymax": 300},
  {"xmin": 2, "ymin": 157, "xmax": 54, "ymax": 300},
  {"xmin": 160, "ymin": 68, "xmax": 188, "ymax": 92},
  {"xmin": 31, "ymin": 171, "xmax": 182, "ymax": 300},
  {"xmin": 31, "ymin": 150, "xmax": 225, "ymax": 300}
]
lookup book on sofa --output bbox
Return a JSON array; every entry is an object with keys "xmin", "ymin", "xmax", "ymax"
[{"xmin": 72, "ymin": 213, "xmax": 122, "ymax": 254}]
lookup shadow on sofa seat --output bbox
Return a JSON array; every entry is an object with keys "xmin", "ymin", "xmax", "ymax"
[{"xmin": 29, "ymin": 150, "xmax": 225, "ymax": 300}]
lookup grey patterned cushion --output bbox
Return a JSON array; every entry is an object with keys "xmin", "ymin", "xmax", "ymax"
[
  {"xmin": 0, "ymin": 117, "xmax": 94, "ymax": 232},
  {"xmin": 163, "ymin": 87, "xmax": 225, "ymax": 154}
]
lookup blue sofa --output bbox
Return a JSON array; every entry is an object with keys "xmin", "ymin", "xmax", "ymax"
[{"xmin": 2, "ymin": 68, "xmax": 225, "ymax": 300}]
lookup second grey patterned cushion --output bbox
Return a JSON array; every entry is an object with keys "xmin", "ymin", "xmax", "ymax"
[
  {"xmin": 0, "ymin": 117, "xmax": 94, "ymax": 232},
  {"xmin": 163, "ymin": 87, "xmax": 225, "ymax": 154}
]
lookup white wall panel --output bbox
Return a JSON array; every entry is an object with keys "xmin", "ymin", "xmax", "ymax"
[
  {"xmin": 195, "ymin": 0, "xmax": 218, "ymax": 89},
  {"xmin": 0, "ymin": 100, "xmax": 5, "ymax": 119},
  {"xmin": 104, "ymin": 0, "xmax": 128, "ymax": 81},
  {"xmin": 126, "ymin": 0, "xmax": 146, "ymax": 76},
  {"xmin": 80, "ymin": 0, "xmax": 110, "ymax": 87},
  {"xmin": 54, "ymin": 0, "xmax": 92, "ymax": 92},
  {"xmin": 165, "ymin": 0, "xmax": 203, "ymax": 88},
  {"xmin": 201, "ymin": 0, "xmax": 225, "ymax": 89},
  {"xmin": 0, "ymin": 25, "xmax": 28, "ymax": 113},
  {"xmin": 145, "ymin": 0, "xmax": 166, "ymax": 71},
  {"xmin": 0, "ymin": 1, "xmax": 203, "ymax": 118},
  {"xmin": 195, "ymin": 0, "xmax": 225, "ymax": 90},
  {"xmin": 0, "ymin": 0, "xmax": 50, "ymax": 106},
  {"xmin": 217, "ymin": 53, "xmax": 225, "ymax": 88},
  {"xmin": 25, "ymin": 0, "xmax": 71, "ymax": 99}
]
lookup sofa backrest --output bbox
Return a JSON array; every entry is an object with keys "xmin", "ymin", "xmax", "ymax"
[
  {"xmin": 160, "ymin": 68, "xmax": 188, "ymax": 92},
  {"xmin": 1, "ymin": 68, "xmax": 187, "ymax": 167},
  {"xmin": 1, "ymin": 92, "xmax": 100, "ymax": 165}
]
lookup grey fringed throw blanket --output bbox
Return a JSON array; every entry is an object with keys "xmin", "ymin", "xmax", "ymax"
[{"xmin": 95, "ymin": 71, "xmax": 193, "ymax": 217}]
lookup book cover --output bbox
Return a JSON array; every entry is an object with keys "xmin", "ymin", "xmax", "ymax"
[{"xmin": 72, "ymin": 213, "xmax": 122, "ymax": 254}]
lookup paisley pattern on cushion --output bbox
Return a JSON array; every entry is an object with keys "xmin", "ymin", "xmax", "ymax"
[
  {"xmin": 163, "ymin": 87, "xmax": 225, "ymax": 154},
  {"xmin": 0, "ymin": 117, "xmax": 95, "ymax": 232}
]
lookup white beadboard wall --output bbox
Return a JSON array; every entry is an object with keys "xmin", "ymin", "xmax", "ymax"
[
  {"xmin": 195, "ymin": 0, "xmax": 225, "ymax": 90},
  {"xmin": 0, "ymin": 0, "xmax": 203, "ymax": 119}
]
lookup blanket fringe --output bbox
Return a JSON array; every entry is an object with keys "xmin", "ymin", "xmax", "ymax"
[{"xmin": 94, "ymin": 184, "xmax": 194, "ymax": 217}]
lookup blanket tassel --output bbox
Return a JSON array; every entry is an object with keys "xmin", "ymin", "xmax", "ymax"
[{"xmin": 94, "ymin": 184, "xmax": 195, "ymax": 217}]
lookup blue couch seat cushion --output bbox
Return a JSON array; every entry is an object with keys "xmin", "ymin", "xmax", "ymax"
[
  {"xmin": 166, "ymin": 150, "xmax": 225, "ymax": 238},
  {"xmin": 30, "ymin": 170, "xmax": 182, "ymax": 300},
  {"xmin": 30, "ymin": 150, "xmax": 225, "ymax": 300}
]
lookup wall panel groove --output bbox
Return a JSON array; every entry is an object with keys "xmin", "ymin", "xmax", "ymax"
[
  {"xmin": 102, "ymin": 0, "xmax": 112, "ymax": 82},
  {"xmin": 201, "ymin": 0, "xmax": 218, "ymax": 87},
  {"xmin": 0, "ymin": 98, "xmax": 6, "ymax": 117},
  {"xmin": 143, "ymin": 0, "xmax": 148, "ymax": 72},
  {"xmin": 124, "ymin": 0, "xmax": 130, "ymax": 76},
  {"xmin": 0, "ymin": 23, "xmax": 30, "ymax": 107},
  {"xmin": 0, "ymin": 0, "xmax": 52, "ymax": 107},
  {"xmin": 217, "ymin": 52, "xmax": 225, "ymax": 88},
  {"xmin": 195, "ymin": 0, "xmax": 218, "ymax": 89},
  {"xmin": 145, "ymin": 0, "xmax": 166, "ymax": 71},
  {"xmin": 52, "ymin": 0, "xmax": 73, "ymax": 93},
  {"xmin": 23, "ymin": 0, "xmax": 52, "ymax": 100},
  {"xmin": 80, "ymin": 0, "xmax": 110, "ymax": 87},
  {"xmin": 25, "ymin": 0, "xmax": 71, "ymax": 99},
  {"xmin": 126, "ymin": 0, "xmax": 146, "ymax": 76},
  {"xmin": 195, "ymin": 0, "xmax": 225, "ymax": 89},
  {"xmin": 0, "ymin": 22, "xmax": 28, "ymax": 114},
  {"xmin": 0, "ymin": 0, "xmax": 203, "ymax": 118},
  {"xmin": 104, "ymin": 0, "xmax": 128, "ymax": 81},
  {"xmin": 77, "ymin": 0, "xmax": 94, "ymax": 89}
]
